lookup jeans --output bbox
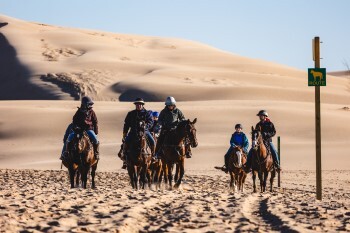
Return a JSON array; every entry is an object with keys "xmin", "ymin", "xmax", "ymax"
[{"xmin": 67, "ymin": 130, "xmax": 99, "ymax": 144}]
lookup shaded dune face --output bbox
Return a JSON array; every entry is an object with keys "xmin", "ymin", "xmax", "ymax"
[{"xmin": 0, "ymin": 32, "xmax": 58, "ymax": 100}]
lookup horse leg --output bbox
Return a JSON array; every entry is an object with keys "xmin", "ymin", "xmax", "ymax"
[
  {"xmin": 229, "ymin": 172, "xmax": 234, "ymax": 192},
  {"xmin": 258, "ymin": 171, "xmax": 264, "ymax": 192},
  {"xmin": 91, "ymin": 165, "xmax": 97, "ymax": 189},
  {"xmin": 69, "ymin": 168, "xmax": 75, "ymax": 188},
  {"xmin": 263, "ymin": 171, "xmax": 269, "ymax": 193},
  {"xmin": 174, "ymin": 163, "xmax": 179, "ymax": 183},
  {"xmin": 252, "ymin": 171, "xmax": 257, "ymax": 193},
  {"xmin": 168, "ymin": 163, "xmax": 174, "ymax": 190},
  {"xmin": 241, "ymin": 172, "xmax": 247, "ymax": 193},
  {"xmin": 75, "ymin": 170, "xmax": 80, "ymax": 187},
  {"xmin": 270, "ymin": 170, "xmax": 276, "ymax": 192},
  {"xmin": 127, "ymin": 166, "xmax": 135, "ymax": 189},
  {"xmin": 174, "ymin": 160, "xmax": 184, "ymax": 189},
  {"xmin": 83, "ymin": 169, "xmax": 88, "ymax": 189},
  {"xmin": 134, "ymin": 165, "xmax": 139, "ymax": 190}
]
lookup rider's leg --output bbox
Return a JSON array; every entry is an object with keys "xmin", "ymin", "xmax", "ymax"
[
  {"xmin": 86, "ymin": 130, "xmax": 99, "ymax": 160},
  {"xmin": 244, "ymin": 149, "xmax": 253, "ymax": 173},
  {"xmin": 155, "ymin": 132, "xmax": 165, "ymax": 159},
  {"xmin": 145, "ymin": 131, "xmax": 156, "ymax": 157},
  {"xmin": 269, "ymin": 142, "xmax": 281, "ymax": 170}
]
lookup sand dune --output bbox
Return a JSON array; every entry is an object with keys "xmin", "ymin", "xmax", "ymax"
[{"xmin": 1, "ymin": 14, "xmax": 349, "ymax": 104}]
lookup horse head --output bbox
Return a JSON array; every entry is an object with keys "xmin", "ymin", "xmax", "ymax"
[
  {"xmin": 251, "ymin": 126, "xmax": 262, "ymax": 150},
  {"xmin": 232, "ymin": 146, "xmax": 243, "ymax": 168},
  {"xmin": 185, "ymin": 118, "xmax": 198, "ymax": 148}
]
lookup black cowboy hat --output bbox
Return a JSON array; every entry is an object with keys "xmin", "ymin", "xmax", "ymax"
[{"xmin": 133, "ymin": 97, "xmax": 145, "ymax": 105}]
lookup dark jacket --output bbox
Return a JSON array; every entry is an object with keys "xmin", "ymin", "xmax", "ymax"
[
  {"xmin": 256, "ymin": 118, "xmax": 276, "ymax": 142},
  {"xmin": 157, "ymin": 107, "xmax": 185, "ymax": 130},
  {"xmin": 230, "ymin": 132, "xmax": 249, "ymax": 153},
  {"xmin": 123, "ymin": 108, "xmax": 153, "ymax": 135},
  {"xmin": 73, "ymin": 108, "xmax": 98, "ymax": 134}
]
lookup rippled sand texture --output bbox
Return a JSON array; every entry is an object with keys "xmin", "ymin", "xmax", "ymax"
[{"xmin": 0, "ymin": 169, "xmax": 349, "ymax": 232}]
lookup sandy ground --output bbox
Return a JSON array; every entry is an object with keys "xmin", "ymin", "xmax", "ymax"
[{"xmin": 0, "ymin": 169, "xmax": 349, "ymax": 232}]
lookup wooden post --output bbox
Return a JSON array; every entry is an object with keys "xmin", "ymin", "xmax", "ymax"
[
  {"xmin": 278, "ymin": 136, "xmax": 281, "ymax": 187},
  {"xmin": 314, "ymin": 37, "xmax": 322, "ymax": 200}
]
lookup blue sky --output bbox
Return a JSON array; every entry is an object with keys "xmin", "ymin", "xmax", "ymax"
[{"xmin": 1, "ymin": 0, "xmax": 349, "ymax": 71}]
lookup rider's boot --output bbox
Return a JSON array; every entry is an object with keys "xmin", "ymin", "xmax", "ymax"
[
  {"xmin": 61, "ymin": 141, "xmax": 72, "ymax": 161},
  {"xmin": 121, "ymin": 161, "xmax": 127, "ymax": 169},
  {"xmin": 93, "ymin": 142, "xmax": 100, "ymax": 160}
]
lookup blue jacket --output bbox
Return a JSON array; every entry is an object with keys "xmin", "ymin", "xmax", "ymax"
[{"xmin": 230, "ymin": 132, "xmax": 249, "ymax": 153}]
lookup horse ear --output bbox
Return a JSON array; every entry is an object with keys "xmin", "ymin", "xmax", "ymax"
[
  {"xmin": 192, "ymin": 118, "xmax": 197, "ymax": 124},
  {"xmin": 251, "ymin": 126, "xmax": 254, "ymax": 132}
]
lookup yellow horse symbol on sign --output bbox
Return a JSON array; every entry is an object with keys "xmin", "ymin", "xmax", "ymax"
[{"xmin": 310, "ymin": 70, "xmax": 323, "ymax": 81}]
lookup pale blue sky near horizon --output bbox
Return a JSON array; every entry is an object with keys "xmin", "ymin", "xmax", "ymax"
[{"xmin": 1, "ymin": 0, "xmax": 349, "ymax": 71}]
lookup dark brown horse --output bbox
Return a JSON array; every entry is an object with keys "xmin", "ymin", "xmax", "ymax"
[
  {"xmin": 161, "ymin": 119, "xmax": 198, "ymax": 190},
  {"xmin": 251, "ymin": 126, "xmax": 276, "ymax": 192},
  {"xmin": 77, "ymin": 131, "xmax": 98, "ymax": 189},
  {"xmin": 125, "ymin": 121, "xmax": 152, "ymax": 189},
  {"xmin": 228, "ymin": 146, "xmax": 247, "ymax": 192},
  {"xmin": 62, "ymin": 128, "xmax": 98, "ymax": 189}
]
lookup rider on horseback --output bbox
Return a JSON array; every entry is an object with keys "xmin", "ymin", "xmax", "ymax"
[
  {"xmin": 221, "ymin": 124, "xmax": 249, "ymax": 173},
  {"xmin": 244, "ymin": 110, "xmax": 281, "ymax": 172},
  {"xmin": 64, "ymin": 96, "xmax": 100, "ymax": 160},
  {"xmin": 150, "ymin": 111, "xmax": 160, "ymax": 136},
  {"xmin": 121, "ymin": 98, "xmax": 155, "ymax": 169},
  {"xmin": 155, "ymin": 96, "xmax": 192, "ymax": 159}
]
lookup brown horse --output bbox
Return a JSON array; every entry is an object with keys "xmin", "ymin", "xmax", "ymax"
[
  {"xmin": 161, "ymin": 119, "xmax": 198, "ymax": 190},
  {"xmin": 125, "ymin": 121, "xmax": 152, "ymax": 189},
  {"xmin": 250, "ymin": 126, "xmax": 276, "ymax": 193},
  {"xmin": 228, "ymin": 146, "xmax": 247, "ymax": 192},
  {"xmin": 62, "ymin": 128, "xmax": 98, "ymax": 189},
  {"xmin": 77, "ymin": 131, "xmax": 98, "ymax": 189}
]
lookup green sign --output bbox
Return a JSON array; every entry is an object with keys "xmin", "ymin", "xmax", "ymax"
[{"xmin": 308, "ymin": 68, "xmax": 326, "ymax": 86}]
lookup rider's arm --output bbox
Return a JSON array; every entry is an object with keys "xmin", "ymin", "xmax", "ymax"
[
  {"xmin": 123, "ymin": 112, "xmax": 131, "ymax": 135},
  {"xmin": 229, "ymin": 134, "xmax": 236, "ymax": 148},
  {"xmin": 145, "ymin": 110, "xmax": 153, "ymax": 131},
  {"xmin": 243, "ymin": 134, "xmax": 249, "ymax": 153},
  {"xmin": 92, "ymin": 110, "xmax": 98, "ymax": 135},
  {"xmin": 266, "ymin": 122, "xmax": 276, "ymax": 138},
  {"xmin": 177, "ymin": 109, "xmax": 186, "ymax": 121}
]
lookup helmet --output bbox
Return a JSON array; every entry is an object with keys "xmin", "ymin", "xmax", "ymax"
[
  {"xmin": 165, "ymin": 96, "xmax": 176, "ymax": 106},
  {"xmin": 152, "ymin": 111, "xmax": 159, "ymax": 117},
  {"xmin": 133, "ymin": 97, "xmax": 145, "ymax": 105},
  {"xmin": 235, "ymin": 124, "xmax": 243, "ymax": 129},
  {"xmin": 81, "ymin": 96, "xmax": 94, "ymax": 106},
  {"xmin": 257, "ymin": 110, "xmax": 268, "ymax": 117}
]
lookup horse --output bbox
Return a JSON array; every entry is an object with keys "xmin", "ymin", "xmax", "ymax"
[
  {"xmin": 77, "ymin": 131, "xmax": 98, "ymax": 189},
  {"xmin": 250, "ymin": 126, "xmax": 276, "ymax": 193},
  {"xmin": 62, "ymin": 127, "xmax": 98, "ymax": 189},
  {"xmin": 125, "ymin": 121, "xmax": 152, "ymax": 189},
  {"xmin": 161, "ymin": 119, "xmax": 198, "ymax": 190},
  {"xmin": 228, "ymin": 146, "xmax": 247, "ymax": 192}
]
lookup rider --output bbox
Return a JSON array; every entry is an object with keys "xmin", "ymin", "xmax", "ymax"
[
  {"xmin": 245, "ymin": 110, "xmax": 281, "ymax": 172},
  {"xmin": 121, "ymin": 98, "xmax": 155, "ymax": 168},
  {"xmin": 155, "ymin": 96, "xmax": 192, "ymax": 159},
  {"xmin": 65, "ymin": 96, "xmax": 100, "ymax": 160},
  {"xmin": 150, "ymin": 111, "xmax": 160, "ymax": 136},
  {"xmin": 221, "ymin": 124, "xmax": 249, "ymax": 172}
]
